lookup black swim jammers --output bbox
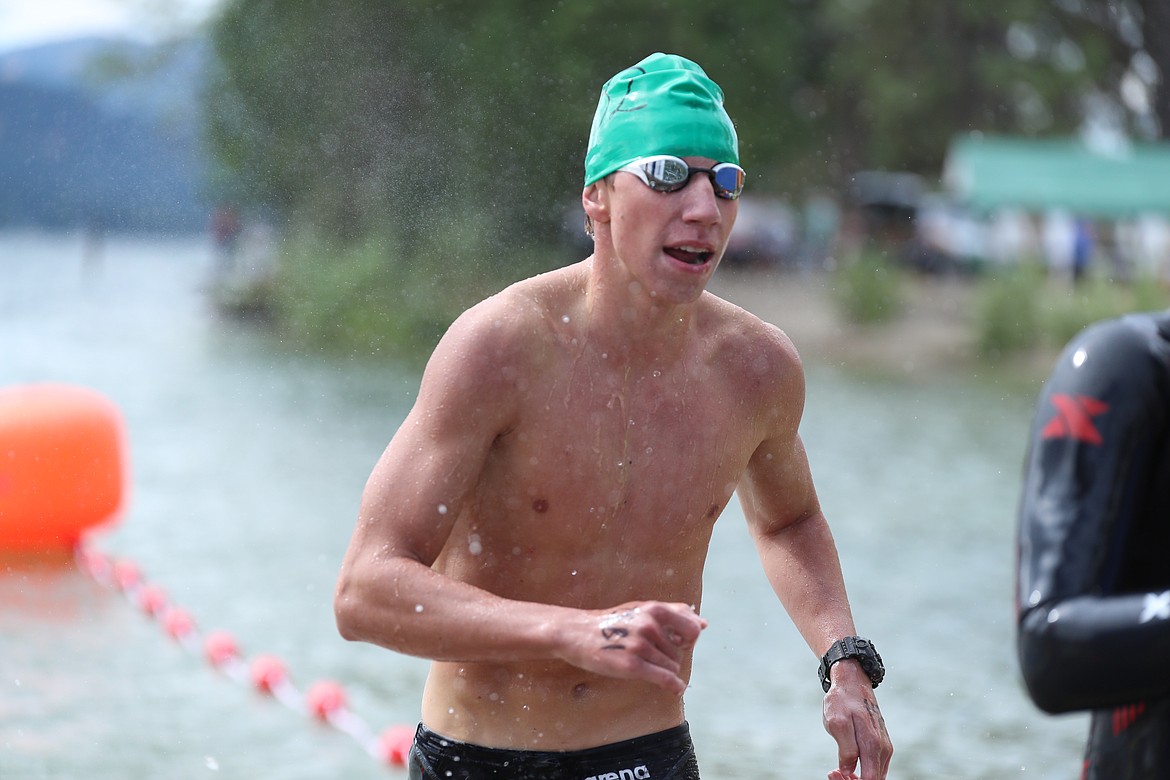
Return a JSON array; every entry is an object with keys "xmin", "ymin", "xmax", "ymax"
[{"xmin": 407, "ymin": 721, "xmax": 701, "ymax": 780}]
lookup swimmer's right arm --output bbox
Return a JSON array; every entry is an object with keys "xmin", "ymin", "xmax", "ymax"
[
  {"xmin": 333, "ymin": 301, "xmax": 704, "ymax": 693},
  {"xmin": 337, "ymin": 495, "xmax": 704, "ymax": 693}
]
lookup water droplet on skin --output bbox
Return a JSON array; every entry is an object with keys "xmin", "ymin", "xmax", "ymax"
[
  {"xmin": 601, "ymin": 352, "xmax": 608, "ymax": 359},
  {"xmin": 415, "ymin": 604, "xmax": 425, "ymax": 613},
  {"xmin": 765, "ymin": 453, "xmax": 773, "ymax": 460},
  {"xmin": 571, "ymin": 570, "xmax": 578, "ymax": 576},
  {"xmin": 644, "ymin": 447, "xmax": 653, "ymax": 455},
  {"xmin": 489, "ymin": 692, "xmax": 499, "ymax": 701},
  {"xmin": 448, "ymin": 707, "xmax": 455, "ymax": 714},
  {"xmin": 652, "ymin": 369, "xmax": 661, "ymax": 378},
  {"xmin": 562, "ymin": 315, "xmax": 570, "ymax": 324},
  {"xmin": 437, "ymin": 503, "xmax": 448, "ymax": 515},
  {"xmin": 468, "ymin": 534, "xmax": 483, "ymax": 555}
]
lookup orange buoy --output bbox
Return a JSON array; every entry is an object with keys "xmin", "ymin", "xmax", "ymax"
[
  {"xmin": 306, "ymin": 680, "xmax": 347, "ymax": 720},
  {"xmin": 0, "ymin": 384, "xmax": 126, "ymax": 552},
  {"xmin": 378, "ymin": 724, "xmax": 417, "ymax": 767}
]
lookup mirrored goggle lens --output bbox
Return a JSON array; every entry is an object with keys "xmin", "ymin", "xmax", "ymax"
[
  {"xmin": 644, "ymin": 157, "xmax": 691, "ymax": 190},
  {"xmin": 633, "ymin": 157, "xmax": 745, "ymax": 200},
  {"xmin": 710, "ymin": 163, "xmax": 745, "ymax": 200}
]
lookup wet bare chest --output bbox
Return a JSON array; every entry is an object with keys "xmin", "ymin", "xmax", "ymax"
[{"xmin": 492, "ymin": 360, "xmax": 752, "ymax": 534}]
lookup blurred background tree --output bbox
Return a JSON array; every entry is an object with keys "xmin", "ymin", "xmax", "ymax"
[
  {"xmin": 817, "ymin": 0, "xmax": 1168, "ymax": 174},
  {"xmin": 202, "ymin": 0, "xmax": 1168, "ymax": 356}
]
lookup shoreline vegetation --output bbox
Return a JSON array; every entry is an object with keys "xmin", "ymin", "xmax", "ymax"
[
  {"xmin": 215, "ymin": 231, "xmax": 1170, "ymax": 390},
  {"xmin": 709, "ymin": 262, "xmax": 1170, "ymax": 387},
  {"xmin": 711, "ymin": 269, "xmax": 985, "ymax": 375}
]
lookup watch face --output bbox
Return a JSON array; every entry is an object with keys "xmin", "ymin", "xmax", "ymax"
[{"xmin": 861, "ymin": 648, "xmax": 885, "ymax": 685}]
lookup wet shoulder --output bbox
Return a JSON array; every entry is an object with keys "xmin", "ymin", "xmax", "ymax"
[
  {"xmin": 700, "ymin": 291, "xmax": 804, "ymax": 397},
  {"xmin": 427, "ymin": 267, "xmax": 581, "ymax": 385}
]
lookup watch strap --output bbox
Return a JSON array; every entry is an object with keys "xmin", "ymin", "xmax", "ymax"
[{"xmin": 818, "ymin": 636, "xmax": 885, "ymax": 693}]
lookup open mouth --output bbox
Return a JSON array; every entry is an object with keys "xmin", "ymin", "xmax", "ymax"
[{"xmin": 664, "ymin": 246, "xmax": 713, "ymax": 266}]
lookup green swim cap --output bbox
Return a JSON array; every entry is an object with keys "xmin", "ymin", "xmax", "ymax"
[{"xmin": 584, "ymin": 52, "xmax": 739, "ymax": 186}]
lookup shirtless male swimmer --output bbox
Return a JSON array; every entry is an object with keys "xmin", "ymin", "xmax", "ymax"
[{"xmin": 335, "ymin": 52, "xmax": 893, "ymax": 780}]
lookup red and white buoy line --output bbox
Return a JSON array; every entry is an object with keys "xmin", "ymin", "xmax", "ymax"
[{"xmin": 76, "ymin": 543, "xmax": 416, "ymax": 770}]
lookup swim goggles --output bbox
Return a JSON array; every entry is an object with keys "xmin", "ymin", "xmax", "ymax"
[{"xmin": 617, "ymin": 155, "xmax": 746, "ymax": 200}]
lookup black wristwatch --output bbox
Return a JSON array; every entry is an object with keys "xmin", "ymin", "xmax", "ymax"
[{"xmin": 818, "ymin": 636, "xmax": 884, "ymax": 693}]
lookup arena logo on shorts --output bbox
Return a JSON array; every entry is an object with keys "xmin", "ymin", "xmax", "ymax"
[{"xmin": 583, "ymin": 766, "xmax": 651, "ymax": 780}]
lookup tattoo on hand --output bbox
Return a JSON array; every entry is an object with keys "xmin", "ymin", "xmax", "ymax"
[
  {"xmin": 865, "ymin": 699, "xmax": 885, "ymax": 730},
  {"xmin": 601, "ymin": 626, "xmax": 629, "ymax": 650}
]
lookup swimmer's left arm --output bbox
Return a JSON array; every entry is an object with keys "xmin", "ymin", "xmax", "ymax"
[
  {"xmin": 739, "ymin": 429, "xmax": 854, "ymax": 668},
  {"xmin": 733, "ymin": 332, "xmax": 856, "ymax": 657},
  {"xmin": 739, "ymin": 432, "xmax": 892, "ymax": 780},
  {"xmin": 735, "ymin": 337, "xmax": 891, "ymax": 780}
]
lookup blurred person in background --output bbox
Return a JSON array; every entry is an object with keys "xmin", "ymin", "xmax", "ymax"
[
  {"xmin": 1017, "ymin": 308, "xmax": 1170, "ymax": 780},
  {"xmin": 335, "ymin": 52, "xmax": 892, "ymax": 780}
]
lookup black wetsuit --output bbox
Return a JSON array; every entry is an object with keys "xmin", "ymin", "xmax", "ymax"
[
  {"xmin": 407, "ymin": 722, "xmax": 700, "ymax": 780},
  {"xmin": 1017, "ymin": 309, "xmax": 1170, "ymax": 780}
]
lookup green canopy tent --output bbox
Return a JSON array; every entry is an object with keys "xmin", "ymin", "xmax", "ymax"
[{"xmin": 943, "ymin": 135, "xmax": 1170, "ymax": 218}]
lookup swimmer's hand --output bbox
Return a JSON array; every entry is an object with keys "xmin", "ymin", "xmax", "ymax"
[
  {"xmin": 555, "ymin": 601, "xmax": 707, "ymax": 695},
  {"xmin": 823, "ymin": 660, "xmax": 893, "ymax": 780}
]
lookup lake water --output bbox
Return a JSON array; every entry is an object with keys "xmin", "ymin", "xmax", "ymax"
[{"xmin": 1, "ymin": 232, "xmax": 1088, "ymax": 779}]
